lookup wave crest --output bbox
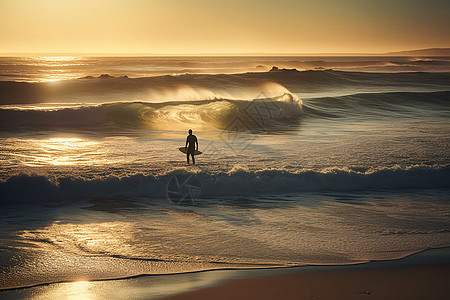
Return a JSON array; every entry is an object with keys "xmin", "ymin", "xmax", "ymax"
[
  {"xmin": 0, "ymin": 93, "xmax": 302, "ymax": 131},
  {"xmin": 1, "ymin": 165, "xmax": 448, "ymax": 205}
]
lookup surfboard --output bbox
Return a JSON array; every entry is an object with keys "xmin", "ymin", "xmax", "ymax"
[{"xmin": 179, "ymin": 147, "xmax": 202, "ymax": 155}]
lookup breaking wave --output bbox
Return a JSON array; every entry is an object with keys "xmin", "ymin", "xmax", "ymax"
[
  {"xmin": 0, "ymin": 93, "xmax": 301, "ymax": 131},
  {"xmin": 1, "ymin": 90, "xmax": 449, "ymax": 130},
  {"xmin": 1, "ymin": 165, "xmax": 449, "ymax": 205}
]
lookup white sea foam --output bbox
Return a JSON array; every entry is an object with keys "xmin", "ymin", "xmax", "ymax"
[{"xmin": 1, "ymin": 165, "xmax": 449, "ymax": 205}]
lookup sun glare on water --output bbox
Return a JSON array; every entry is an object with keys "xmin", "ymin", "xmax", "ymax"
[
  {"xmin": 36, "ymin": 56, "xmax": 80, "ymax": 62},
  {"xmin": 36, "ymin": 137, "xmax": 100, "ymax": 166},
  {"xmin": 29, "ymin": 56, "xmax": 85, "ymax": 82},
  {"xmin": 36, "ymin": 280, "xmax": 95, "ymax": 300},
  {"xmin": 66, "ymin": 280, "xmax": 93, "ymax": 300},
  {"xmin": 8, "ymin": 137, "xmax": 104, "ymax": 167}
]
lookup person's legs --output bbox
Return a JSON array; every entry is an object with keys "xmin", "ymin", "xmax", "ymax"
[{"xmin": 187, "ymin": 148, "xmax": 195, "ymax": 164}]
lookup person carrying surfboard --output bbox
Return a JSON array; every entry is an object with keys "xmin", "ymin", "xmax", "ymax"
[{"xmin": 185, "ymin": 129, "xmax": 198, "ymax": 165}]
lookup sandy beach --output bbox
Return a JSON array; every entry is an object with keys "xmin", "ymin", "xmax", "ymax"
[
  {"xmin": 164, "ymin": 264, "xmax": 450, "ymax": 300},
  {"xmin": 163, "ymin": 247, "xmax": 450, "ymax": 299}
]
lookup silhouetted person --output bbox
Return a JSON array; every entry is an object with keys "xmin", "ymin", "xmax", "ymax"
[{"xmin": 185, "ymin": 129, "xmax": 198, "ymax": 164}]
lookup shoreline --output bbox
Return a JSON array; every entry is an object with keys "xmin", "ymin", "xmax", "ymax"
[
  {"xmin": 0, "ymin": 246, "xmax": 443, "ymax": 292},
  {"xmin": 1, "ymin": 247, "xmax": 449, "ymax": 299}
]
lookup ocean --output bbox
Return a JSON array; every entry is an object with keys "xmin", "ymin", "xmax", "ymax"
[{"xmin": 0, "ymin": 56, "xmax": 449, "ymax": 291}]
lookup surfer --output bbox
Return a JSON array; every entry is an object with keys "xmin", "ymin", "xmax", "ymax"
[{"xmin": 185, "ymin": 129, "xmax": 198, "ymax": 165}]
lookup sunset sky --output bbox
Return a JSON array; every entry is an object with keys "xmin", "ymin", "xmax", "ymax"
[{"xmin": 1, "ymin": 0, "xmax": 449, "ymax": 55}]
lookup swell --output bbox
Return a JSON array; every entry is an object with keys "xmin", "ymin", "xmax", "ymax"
[
  {"xmin": 302, "ymin": 90, "xmax": 450, "ymax": 119},
  {"xmin": 1, "ymin": 69, "xmax": 450, "ymax": 105},
  {"xmin": 1, "ymin": 165, "xmax": 449, "ymax": 205},
  {"xmin": 2, "ymin": 56, "xmax": 450, "ymax": 83}
]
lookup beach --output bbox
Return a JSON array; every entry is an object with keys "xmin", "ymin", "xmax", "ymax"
[
  {"xmin": 1, "ymin": 248, "xmax": 449, "ymax": 299},
  {"xmin": 164, "ymin": 264, "xmax": 450, "ymax": 300}
]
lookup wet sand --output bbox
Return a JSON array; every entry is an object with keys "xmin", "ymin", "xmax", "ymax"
[{"xmin": 163, "ymin": 264, "xmax": 450, "ymax": 300}]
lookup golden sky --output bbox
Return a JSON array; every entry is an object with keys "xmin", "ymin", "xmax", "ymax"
[{"xmin": 1, "ymin": 0, "xmax": 449, "ymax": 54}]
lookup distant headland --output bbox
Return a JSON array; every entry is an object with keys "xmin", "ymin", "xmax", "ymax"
[{"xmin": 384, "ymin": 48, "xmax": 450, "ymax": 56}]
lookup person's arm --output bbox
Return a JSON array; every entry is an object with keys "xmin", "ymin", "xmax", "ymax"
[
  {"xmin": 195, "ymin": 136, "xmax": 198, "ymax": 151},
  {"xmin": 185, "ymin": 137, "xmax": 188, "ymax": 149}
]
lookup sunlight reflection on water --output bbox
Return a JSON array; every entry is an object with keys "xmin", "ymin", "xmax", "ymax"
[
  {"xmin": 25, "ymin": 56, "xmax": 86, "ymax": 82},
  {"xmin": 7, "ymin": 137, "xmax": 105, "ymax": 166},
  {"xmin": 33, "ymin": 280, "xmax": 95, "ymax": 300}
]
